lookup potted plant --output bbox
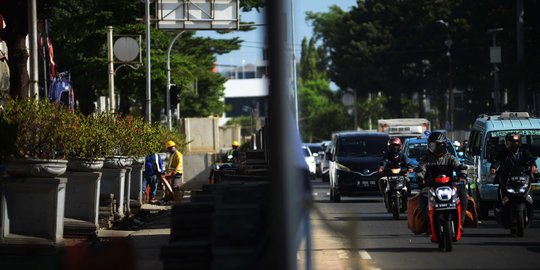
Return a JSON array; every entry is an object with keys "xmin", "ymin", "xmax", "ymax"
[
  {"xmin": 0, "ymin": 98, "xmax": 77, "ymax": 177},
  {"xmin": 67, "ymin": 113, "xmax": 116, "ymax": 172}
]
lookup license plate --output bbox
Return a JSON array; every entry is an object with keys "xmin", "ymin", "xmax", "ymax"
[
  {"xmin": 369, "ymin": 181, "xmax": 375, "ymax": 185},
  {"xmin": 532, "ymin": 185, "xmax": 539, "ymax": 191}
]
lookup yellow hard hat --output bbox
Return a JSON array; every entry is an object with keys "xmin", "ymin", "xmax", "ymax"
[
  {"xmin": 166, "ymin": 140, "xmax": 176, "ymax": 148},
  {"xmin": 232, "ymin": 140, "xmax": 240, "ymax": 147}
]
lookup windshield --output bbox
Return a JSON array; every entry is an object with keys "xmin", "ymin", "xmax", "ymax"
[
  {"xmin": 337, "ymin": 136, "xmax": 387, "ymax": 157},
  {"xmin": 406, "ymin": 141, "xmax": 457, "ymax": 159},
  {"xmin": 302, "ymin": 147, "xmax": 311, "ymax": 157},
  {"xmin": 308, "ymin": 145, "xmax": 323, "ymax": 154},
  {"xmin": 487, "ymin": 130, "xmax": 540, "ymax": 157}
]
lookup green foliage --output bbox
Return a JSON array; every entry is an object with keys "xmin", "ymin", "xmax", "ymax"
[
  {"xmin": 43, "ymin": 0, "xmax": 249, "ymax": 118},
  {"xmin": 71, "ymin": 113, "xmax": 116, "ymax": 159},
  {"xmin": 0, "ymin": 98, "xmax": 77, "ymax": 160},
  {"xmin": 307, "ymin": 1, "xmax": 540, "ymax": 129}
]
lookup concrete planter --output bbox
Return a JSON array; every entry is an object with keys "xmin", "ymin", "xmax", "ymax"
[
  {"xmin": 103, "ymin": 156, "xmax": 133, "ymax": 169},
  {"xmin": 0, "ymin": 176, "xmax": 67, "ymax": 250},
  {"xmin": 130, "ymin": 163, "xmax": 144, "ymax": 206},
  {"xmin": 4, "ymin": 158, "xmax": 68, "ymax": 178},
  {"xmin": 63, "ymin": 171, "xmax": 101, "ymax": 236},
  {"xmin": 100, "ymin": 168, "xmax": 126, "ymax": 220},
  {"xmin": 67, "ymin": 157, "xmax": 104, "ymax": 172}
]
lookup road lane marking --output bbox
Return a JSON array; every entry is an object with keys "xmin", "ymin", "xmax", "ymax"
[
  {"xmin": 359, "ymin": 250, "xmax": 371, "ymax": 260},
  {"xmin": 312, "ymin": 192, "xmax": 318, "ymax": 196}
]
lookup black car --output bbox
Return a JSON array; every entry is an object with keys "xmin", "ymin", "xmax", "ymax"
[{"xmin": 328, "ymin": 132, "xmax": 389, "ymax": 202}]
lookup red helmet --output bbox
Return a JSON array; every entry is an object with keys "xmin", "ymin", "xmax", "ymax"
[{"xmin": 388, "ymin": 137, "xmax": 402, "ymax": 150}]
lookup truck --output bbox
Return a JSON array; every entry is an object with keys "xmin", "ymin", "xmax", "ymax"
[{"xmin": 377, "ymin": 118, "xmax": 431, "ymax": 141}]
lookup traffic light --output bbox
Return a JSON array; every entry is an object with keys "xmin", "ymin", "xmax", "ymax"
[{"xmin": 170, "ymin": 85, "xmax": 179, "ymax": 108}]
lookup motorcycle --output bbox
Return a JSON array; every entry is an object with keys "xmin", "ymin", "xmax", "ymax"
[
  {"xmin": 494, "ymin": 168, "xmax": 534, "ymax": 237},
  {"xmin": 428, "ymin": 174, "xmax": 463, "ymax": 252},
  {"xmin": 382, "ymin": 166, "xmax": 409, "ymax": 220}
]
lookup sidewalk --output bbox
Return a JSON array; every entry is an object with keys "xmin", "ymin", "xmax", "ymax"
[{"xmin": 0, "ymin": 202, "xmax": 175, "ymax": 270}]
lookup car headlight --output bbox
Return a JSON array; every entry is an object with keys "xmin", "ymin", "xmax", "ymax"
[{"xmin": 336, "ymin": 163, "xmax": 351, "ymax": 172}]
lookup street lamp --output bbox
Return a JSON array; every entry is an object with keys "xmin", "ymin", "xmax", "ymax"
[
  {"xmin": 437, "ymin": 19, "xmax": 453, "ymax": 130},
  {"xmin": 487, "ymin": 28, "xmax": 503, "ymax": 112}
]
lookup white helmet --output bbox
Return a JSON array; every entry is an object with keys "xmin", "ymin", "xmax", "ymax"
[{"xmin": 453, "ymin": 141, "xmax": 461, "ymax": 147}]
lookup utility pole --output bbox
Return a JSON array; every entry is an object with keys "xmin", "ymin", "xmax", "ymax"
[
  {"xmin": 107, "ymin": 26, "xmax": 115, "ymax": 112},
  {"xmin": 144, "ymin": 0, "xmax": 152, "ymax": 122},
  {"xmin": 28, "ymin": 0, "xmax": 39, "ymax": 99}
]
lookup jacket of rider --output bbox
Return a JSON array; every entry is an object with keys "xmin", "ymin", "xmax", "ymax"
[
  {"xmin": 416, "ymin": 152, "xmax": 462, "ymax": 186},
  {"xmin": 379, "ymin": 151, "xmax": 412, "ymax": 169},
  {"xmin": 489, "ymin": 147, "xmax": 536, "ymax": 174}
]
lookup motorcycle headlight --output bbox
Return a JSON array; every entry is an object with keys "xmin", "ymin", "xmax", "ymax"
[
  {"xmin": 336, "ymin": 163, "xmax": 351, "ymax": 172},
  {"xmin": 391, "ymin": 168, "xmax": 401, "ymax": 174},
  {"xmin": 507, "ymin": 188, "xmax": 516, "ymax": 194},
  {"xmin": 519, "ymin": 188, "xmax": 527, "ymax": 193},
  {"xmin": 435, "ymin": 186, "xmax": 454, "ymax": 201}
]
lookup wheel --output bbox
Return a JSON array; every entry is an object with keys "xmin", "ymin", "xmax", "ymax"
[
  {"xmin": 516, "ymin": 210, "xmax": 525, "ymax": 237},
  {"xmin": 392, "ymin": 196, "xmax": 400, "ymax": 220},
  {"xmin": 442, "ymin": 220, "xmax": 453, "ymax": 252}
]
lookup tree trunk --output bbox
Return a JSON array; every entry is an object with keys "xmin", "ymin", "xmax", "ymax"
[
  {"xmin": 6, "ymin": 35, "xmax": 29, "ymax": 98},
  {"xmin": 0, "ymin": 0, "xmax": 30, "ymax": 98}
]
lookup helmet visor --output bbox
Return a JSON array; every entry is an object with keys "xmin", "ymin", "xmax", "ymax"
[{"xmin": 429, "ymin": 141, "xmax": 446, "ymax": 155}]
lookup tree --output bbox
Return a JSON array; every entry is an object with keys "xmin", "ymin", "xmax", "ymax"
[
  {"xmin": 0, "ymin": 1, "xmax": 30, "ymax": 98},
  {"xmin": 1, "ymin": 0, "xmax": 266, "ymax": 119},
  {"xmin": 307, "ymin": 1, "xmax": 540, "ymax": 129}
]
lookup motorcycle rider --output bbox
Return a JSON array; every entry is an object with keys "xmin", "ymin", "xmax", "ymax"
[
  {"xmin": 489, "ymin": 133, "xmax": 537, "ymax": 203},
  {"xmin": 416, "ymin": 131, "xmax": 468, "ymax": 231},
  {"xmin": 378, "ymin": 137, "xmax": 414, "ymax": 198}
]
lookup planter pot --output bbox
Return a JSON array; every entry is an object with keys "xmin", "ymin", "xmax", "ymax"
[
  {"xmin": 103, "ymin": 156, "xmax": 133, "ymax": 169},
  {"xmin": 67, "ymin": 157, "xmax": 105, "ymax": 172},
  {"xmin": 4, "ymin": 158, "xmax": 68, "ymax": 177},
  {"xmin": 131, "ymin": 156, "xmax": 145, "ymax": 165}
]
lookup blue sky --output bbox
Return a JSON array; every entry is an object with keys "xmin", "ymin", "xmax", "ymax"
[{"xmin": 195, "ymin": 0, "xmax": 357, "ymax": 68}]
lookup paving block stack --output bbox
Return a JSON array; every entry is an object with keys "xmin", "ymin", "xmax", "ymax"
[{"xmin": 161, "ymin": 150, "xmax": 270, "ymax": 270}]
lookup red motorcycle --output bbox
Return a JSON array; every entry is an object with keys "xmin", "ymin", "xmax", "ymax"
[{"xmin": 428, "ymin": 174, "xmax": 462, "ymax": 252}]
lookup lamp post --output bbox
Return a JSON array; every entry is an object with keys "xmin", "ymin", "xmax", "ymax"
[
  {"xmin": 488, "ymin": 28, "xmax": 503, "ymax": 112},
  {"xmin": 437, "ymin": 19, "xmax": 453, "ymax": 129}
]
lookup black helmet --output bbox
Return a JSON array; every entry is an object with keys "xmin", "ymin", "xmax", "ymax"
[
  {"xmin": 505, "ymin": 133, "xmax": 521, "ymax": 151},
  {"xmin": 428, "ymin": 131, "xmax": 447, "ymax": 156}
]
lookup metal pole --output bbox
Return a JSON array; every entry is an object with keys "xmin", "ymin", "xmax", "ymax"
[
  {"xmin": 145, "ymin": 0, "xmax": 152, "ymax": 122},
  {"xmin": 490, "ymin": 31, "xmax": 501, "ymax": 112},
  {"xmin": 290, "ymin": 0, "xmax": 299, "ymax": 132},
  {"xmin": 267, "ymin": 0, "xmax": 305, "ymax": 268},
  {"xmin": 41, "ymin": 19, "xmax": 49, "ymax": 98},
  {"xmin": 516, "ymin": 0, "xmax": 525, "ymax": 110},
  {"xmin": 28, "ymin": 0, "xmax": 39, "ymax": 99},
  {"xmin": 167, "ymin": 31, "xmax": 184, "ymax": 131},
  {"xmin": 107, "ymin": 26, "xmax": 115, "ymax": 112}
]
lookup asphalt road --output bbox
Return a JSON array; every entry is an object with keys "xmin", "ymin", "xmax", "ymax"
[{"xmin": 299, "ymin": 179, "xmax": 540, "ymax": 270}]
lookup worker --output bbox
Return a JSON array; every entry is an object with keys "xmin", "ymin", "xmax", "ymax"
[{"xmin": 165, "ymin": 140, "xmax": 183, "ymax": 202}]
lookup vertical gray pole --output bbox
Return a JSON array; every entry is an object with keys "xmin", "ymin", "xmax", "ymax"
[
  {"xmin": 267, "ymin": 0, "xmax": 304, "ymax": 269},
  {"xmin": 491, "ymin": 33, "xmax": 500, "ymax": 112},
  {"xmin": 107, "ymin": 26, "xmax": 115, "ymax": 112},
  {"xmin": 28, "ymin": 0, "xmax": 39, "ymax": 99},
  {"xmin": 145, "ymin": 0, "xmax": 152, "ymax": 122},
  {"xmin": 516, "ymin": 0, "xmax": 525, "ymax": 110}
]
